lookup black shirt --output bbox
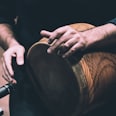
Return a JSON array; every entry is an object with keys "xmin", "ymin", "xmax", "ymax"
[
  {"xmin": 0, "ymin": 1, "xmax": 116, "ymax": 116},
  {"xmin": 0, "ymin": 0, "xmax": 116, "ymax": 49}
]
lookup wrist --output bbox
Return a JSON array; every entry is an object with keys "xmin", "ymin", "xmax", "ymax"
[
  {"xmin": 84, "ymin": 23, "xmax": 116, "ymax": 50},
  {"xmin": 5, "ymin": 37, "xmax": 20, "ymax": 50},
  {"xmin": 0, "ymin": 24, "xmax": 19, "ymax": 50}
]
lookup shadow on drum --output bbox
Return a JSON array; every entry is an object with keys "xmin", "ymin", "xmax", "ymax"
[{"xmin": 26, "ymin": 23, "xmax": 116, "ymax": 116}]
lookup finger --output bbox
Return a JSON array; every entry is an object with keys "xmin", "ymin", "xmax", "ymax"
[
  {"xmin": 62, "ymin": 43, "xmax": 83, "ymax": 58},
  {"xmin": 48, "ymin": 26, "xmax": 69, "ymax": 44},
  {"xmin": 40, "ymin": 30, "xmax": 52, "ymax": 38},
  {"xmin": 58, "ymin": 37, "xmax": 77, "ymax": 56},
  {"xmin": 2, "ymin": 73, "xmax": 11, "ymax": 82},
  {"xmin": 2, "ymin": 61, "xmax": 13, "ymax": 82},
  {"xmin": 63, "ymin": 37, "xmax": 78, "ymax": 48},
  {"xmin": 2, "ymin": 54, "xmax": 14, "ymax": 77},
  {"xmin": 2, "ymin": 57, "xmax": 17, "ymax": 83},
  {"xmin": 47, "ymin": 32, "xmax": 71, "ymax": 54},
  {"xmin": 2, "ymin": 61, "xmax": 10, "ymax": 77},
  {"xmin": 16, "ymin": 48, "xmax": 25, "ymax": 65},
  {"xmin": 2, "ymin": 75, "xmax": 10, "ymax": 82},
  {"xmin": 2, "ymin": 74, "xmax": 16, "ymax": 83},
  {"xmin": 56, "ymin": 45, "xmax": 69, "ymax": 56}
]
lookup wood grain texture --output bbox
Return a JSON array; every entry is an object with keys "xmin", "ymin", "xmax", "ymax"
[{"xmin": 26, "ymin": 23, "xmax": 116, "ymax": 115}]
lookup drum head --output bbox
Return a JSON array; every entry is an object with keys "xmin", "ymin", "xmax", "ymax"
[{"xmin": 26, "ymin": 43, "xmax": 81, "ymax": 116}]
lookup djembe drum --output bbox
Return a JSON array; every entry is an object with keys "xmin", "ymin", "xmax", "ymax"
[{"xmin": 26, "ymin": 23, "xmax": 116, "ymax": 116}]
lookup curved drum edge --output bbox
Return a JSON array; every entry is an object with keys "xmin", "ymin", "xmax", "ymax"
[{"xmin": 26, "ymin": 23, "xmax": 116, "ymax": 116}]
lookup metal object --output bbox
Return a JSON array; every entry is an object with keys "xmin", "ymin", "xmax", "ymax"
[
  {"xmin": 0, "ymin": 83, "xmax": 15, "ymax": 99},
  {"xmin": 0, "ymin": 108, "xmax": 3, "ymax": 116}
]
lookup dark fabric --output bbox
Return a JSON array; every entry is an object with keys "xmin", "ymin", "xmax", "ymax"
[
  {"xmin": 10, "ymin": 59, "xmax": 51, "ymax": 116},
  {"xmin": 0, "ymin": 0, "xmax": 116, "ymax": 49},
  {"xmin": 0, "ymin": 0, "xmax": 16, "ymax": 25},
  {"xmin": 108, "ymin": 18, "xmax": 116, "ymax": 25},
  {"xmin": 0, "ymin": 0, "xmax": 116, "ymax": 116}
]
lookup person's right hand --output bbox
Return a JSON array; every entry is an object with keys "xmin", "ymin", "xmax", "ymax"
[{"xmin": 1, "ymin": 44, "xmax": 25, "ymax": 83}]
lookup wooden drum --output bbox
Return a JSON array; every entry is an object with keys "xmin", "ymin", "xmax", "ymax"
[{"xmin": 26, "ymin": 23, "xmax": 116, "ymax": 116}]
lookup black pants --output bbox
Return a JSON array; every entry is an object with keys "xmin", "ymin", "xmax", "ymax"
[
  {"xmin": 9, "ymin": 59, "xmax": 80, "ymax": 116},
  {"xmin": 9, "ymin": 62, "xmax": 51, "ymax": 116}
]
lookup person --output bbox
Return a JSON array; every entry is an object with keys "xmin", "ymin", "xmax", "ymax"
[{"xmin": 0, "ymin": 0, "xmax": 116, "ymax": 116}]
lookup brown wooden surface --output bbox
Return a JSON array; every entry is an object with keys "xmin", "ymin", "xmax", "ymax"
[
  {"xmin": 0, "ymin": 47, "xmax": 9, "ymax": 116},
  {"xmin": 27, "ymin": 23, "xmax": 116, "ymax": 115}
]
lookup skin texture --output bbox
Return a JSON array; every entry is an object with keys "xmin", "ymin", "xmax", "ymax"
[
  {"xmin": 40, "ymin": 23, "xmax": 116, "ymax": 57},
  {"xmin": 0, "ymin": 24, "xmax": 25, "ymax": 83},
  {"xmin": 0, "ymin": 23, "xmax": 116, "ymax": 82}
]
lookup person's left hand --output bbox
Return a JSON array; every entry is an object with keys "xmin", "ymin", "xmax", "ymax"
[
  {"xmin": 40, "ymin": 25, "xmax": 87, "ymax": 58},
  {"xmin": 1, "ymin": 44, "xmax": 25, "ymax": 83}
]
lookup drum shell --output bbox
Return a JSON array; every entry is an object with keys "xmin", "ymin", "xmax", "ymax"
[{"xmin": 26, "ymin": 23, "xmax": 116, "ymax": 116}]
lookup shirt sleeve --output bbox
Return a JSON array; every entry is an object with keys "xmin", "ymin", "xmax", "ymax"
[
  {"xmin": 108, "ymin": 18, "xmax": 116, "ymax": 25},
  {"xmin": 0, "ymin": 0, "xmax": 16, "ymax": 26}
]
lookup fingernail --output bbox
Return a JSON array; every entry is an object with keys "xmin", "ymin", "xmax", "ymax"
[
  {"xmin": 48, "ymin": 39, "xmax": 52, "ymax": 44},
  {"xmin": 18, "ymin": 60, "xmax": 24, "ymax": 65},
  {"xmin": 47, "ymin": 49, "xmax": 51, "ymax": 53},
  {"xmin": 12, "ymin": 80, "xmax": 17, "ymax": 84}
]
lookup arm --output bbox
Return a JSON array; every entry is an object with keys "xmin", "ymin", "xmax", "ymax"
[
  {"xmin": 0, "ymin": 1, "xmax": 25, "ymax": 83},
  {"xmin": 0, "ymin": 24, "xmax": 25, "ymax": 83},
  {"xmin": 0, "ymin": 24, "xmax": 19, "ymax": 50},
  {"xmin": 80, "ymin": 23, "xmax": 116, "ymax": 50},
  {"xmin": 40, "ymin": 22, "xmax": 116, "ymax": 58}
]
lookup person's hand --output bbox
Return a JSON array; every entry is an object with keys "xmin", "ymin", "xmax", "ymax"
[
  {"xmin": 41, "ymin": 23, "xmax": 116, "ymax": 58},
  {"xmin": 40, "ymin": 25, "xmax": 88, "ymax": 58},
  {"xmin": 1, "ymin": 44, "xmax": 25, "ymax": 83}
]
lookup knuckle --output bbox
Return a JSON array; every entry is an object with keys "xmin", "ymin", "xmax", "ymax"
[
  {"xmin": 70, "ymin": 48, "xmax": 76, "ymax": 53},
  {"xmin": 3, "ymin": 52, "xmax": 7, "ymax": 58},
  {"xmin": 64, "ymin": 44, "xmax": 69, "ymax": 48}
]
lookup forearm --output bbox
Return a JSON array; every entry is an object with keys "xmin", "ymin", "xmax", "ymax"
[
  {"xmin": 84, "ymin": 23, "xmax": 116, "ymax": 50},
  {"xmin": 0, "ymin": 24, "xmax": 19, "ymax": 50}
]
